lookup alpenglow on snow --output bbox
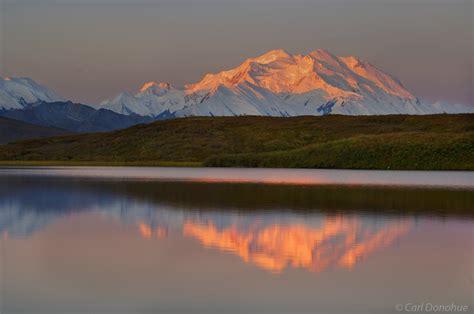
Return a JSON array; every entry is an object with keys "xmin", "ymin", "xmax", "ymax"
[
  {"xmin": 2, "ymin": 49, "xmax": 472, "ymax": 117},
  {"xmin": 97, "ymin": 49, "xmax": 473, "ymax": 117}
]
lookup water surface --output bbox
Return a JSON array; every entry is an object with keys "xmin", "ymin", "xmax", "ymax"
[
  {"xmin": 0, "ymin": 167, "xmax": 472, "ymax": 314},
  {"xmin": 2, "ymin": 166, "xmax": 474, "ymax": 188}
]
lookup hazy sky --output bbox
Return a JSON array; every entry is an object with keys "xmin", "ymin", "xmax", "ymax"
[{"xmin": 1, "ymin": 0, "xmax": 472, "ymax": 105}]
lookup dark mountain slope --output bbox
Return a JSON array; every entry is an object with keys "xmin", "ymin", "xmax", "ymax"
[
  {"xmin": 0, "ymin": 101, "xmax": 152, "ymax": 132},
  {"xmin": 0, "ymin": 116, "xmax": 70, "ymax": 144}
]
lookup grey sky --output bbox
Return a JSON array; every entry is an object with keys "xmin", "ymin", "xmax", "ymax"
[{"xmin": 1, "ymin": 0, "xmax": 472, "ymax": 105}]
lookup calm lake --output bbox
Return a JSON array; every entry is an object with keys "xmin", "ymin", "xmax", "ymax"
[{"xmin": 0, "ymin": 167, "xmax": 473, "ymax": 314}]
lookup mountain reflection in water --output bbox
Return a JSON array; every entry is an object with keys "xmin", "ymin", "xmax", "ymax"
[
  {"xmin": 0, "ymin": 202, "xmax": 413, "ymax": 275},
  {"xmin": 1, "ymin": 171, "xmax": 472, "ymax": 314},
  {"xmin": 183, "ymin": 216, "xmax": 412, "ymax": 273},
  {"xmin": 0, "ymin": 176, "xmax": 422, "ymax": 274},
  {"xmin": 1, "ymin": 174, "xmax": 471, "ymax": 275}
]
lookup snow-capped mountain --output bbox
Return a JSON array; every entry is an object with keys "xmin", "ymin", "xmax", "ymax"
[
  {"xmin": 3, "ymin": 50, "xmax": 472, "ymax": 119},
  {"xmin": 98, "ymin": 49, "xmax": 474, "ymax": 117},
  {"xmin": 0, "ymin": 77, "xmax": 63, "ymax": 110},
  {"xmin": 0, "ymin": 77, "xmax": 152, "ymax": 134},
  {"xmin": 99, "ymin": 82, "xmax": 187, "ymax": 117}
]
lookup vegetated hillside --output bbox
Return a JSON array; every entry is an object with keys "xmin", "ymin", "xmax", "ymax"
[
  {"xmin": 0, "ymin": 114, "xmax": 472, "ymax": 170},
  {"xmin": 0, "ymin": 116, "xmax": 70, "ymax": 144}
]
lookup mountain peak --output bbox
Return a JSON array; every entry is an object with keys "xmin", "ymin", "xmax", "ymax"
[
  {"xmin": 139, "ymin": 81, "xmax": 172, "ymax": 93},
  {"xmin": 308, "ymin": 49, "xmax": 340, "ymax": 62},
  {"xmin": 0, "ymin": 76, "xmax": 63, "ymax": 110},
  {"xmin": 252, "ymin": 49, "xmax": 292, "ymax": 64},
  {"xmin": 114, "ymin": 91, "xmax": 133, "ymax": 100},
  {"xmin": 98, "ymin": 48, "xmax": 469, "ymax": 118},
  {"xmin": 310, "ymin": 48, "xmax": 331, "ymax": 55}
]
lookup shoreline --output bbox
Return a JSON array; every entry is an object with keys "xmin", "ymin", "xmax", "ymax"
[
  {"xmin": 0, "ymin": 160, "xmax": 472, "ymax": 171},
  {"xmin": 0, "ymin": 160, "xmax": 203, "ymax": 167},
  {"xmin": 1, "ymin": 166, "xmax": 473, "ymax": 189}
]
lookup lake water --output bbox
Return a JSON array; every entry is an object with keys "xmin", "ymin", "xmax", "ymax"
[{"xmin": 0, "ymin": 167, "xmax": 473, "ymax": 314}]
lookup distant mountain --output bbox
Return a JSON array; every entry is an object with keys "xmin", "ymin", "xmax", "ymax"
[
  {"xmin": 0, "ymin": 101, "xmax": 152, "ymax": 132},
  {"xmin": 0, "ymin": 77, "xmax": 152, "ymax": 132},
  {"xmin": 0, "ymin": 116, "xmax": 70, "ymax": 144},
  {"xmin": 98, "ymin": 49, "xmax": 474, "ymax": 117},
  {"xmin": 0, "ymin": 77, "xmax": 63, "ymax": 110},
  {"xmin": 1, "ymin": 50, "xmax": 472, "ymax": 135},
  {"xmin": 99, "ymin": 82, "xmax": 186, "ymax": 118}
]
